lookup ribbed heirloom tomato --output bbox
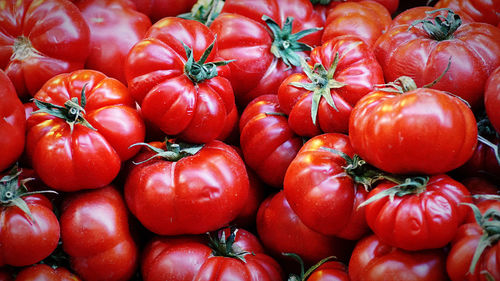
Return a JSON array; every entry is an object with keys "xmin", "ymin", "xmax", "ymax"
[{"xmin": 485, "ymin": 66, "xmax": 500, "ymax": 134}]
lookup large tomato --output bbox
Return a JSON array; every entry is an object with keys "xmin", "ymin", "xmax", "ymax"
[
  {"xmin": 283, "ymin": 133, "xmax": 370, "ymax": 240},
  {"xmin": 349, "ymin": 234, "xmax": 449, "ymax": 281},
  {"xmin": 349, "ymin": 77, "xmax": 477, "ymax": 175},
  {"xmin": 374, "ymin": 8, "xmax": 500, "ymax": 109},
  {"xmin": 126, "ymin": 17, "xmax": 237, "ymax": 143},
  {"xmin": 0, "ymin": 70, "xmax": 25, "ymax": 172},
  {"xmin": 124, "ymin": 139, "xmax": 249, "ymax": 235},
  {"xmin": 26, "ymin": 70, "xmax": 145, "ymax": 191},
  {"xmin": 75, "ymin": 0, "xmax": 151, "ymax": 84},
  {"xmin": 130, "ymin": 0, "xmax": 197, "ymax": 23},
  {"xmin": 278, "ymin": 35, "xmax": 384, "ymax": 136},
  {"xmin": 0, "ymin": 0, "xmax": 90, "ymax": 100},
  {"xmin": 60, "ymin": 186, "xmax": 138, "ymax": 281},
  {"xmin": 15, "ymin": 264, "xmax": 81, "ymax": 281},
  {"xmin": 210, "ymin": 0, "xmax": 323, "ymax": 107},
  {"xmin": 485, "ymin": 66, "xmax": 500, "ymax": 134},
  {"xmin": 435, "ymin": 0, "xmax": 500, "ymax": 25},
  {"xmin": 239, "ymin": 95, "xmax": 303, "ymax": 188}
]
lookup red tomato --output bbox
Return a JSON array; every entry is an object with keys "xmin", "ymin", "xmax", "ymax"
[
  {"xmin": 461, "ymin": 177, "xmax": 500, "ymax": 205},
  {"xmin": 126, "ymin": 17, "xmax": 237, "ymax": 143},
  {"xmin": 0, "ymin": 0, "xmax": 90, "ymax": 100},
  {"xmin": 124, "ymin": 140, "xmax": 249, "ymax": 235},
  {"xmin": 374, "ymin": 8, "xmax": 500, "ymax": 109},
  {"xmin": 435, "ymin": 0, "xmax": 500, "ymax": 25},
  {"xmin": 307, "ymin": 261, "xmax": 349, "ymax": 281},
  {"xmin": 15, "ymin": 264, "xmax": 81, "ymax": 281},
  {"xmin": 76, "ymin": 0, "xmax": 151, "ymax": 84},
  {"xmin": 0, "ymin": 70, "xmax": 25, "ymax": 172},
  {"xmin": 26, "ymin": 69, "xmax": 145, "ymax": 191},
  {"xmin": 130, "ymin": 0, "xmax": 197, "ymax": 23},
  {"xmin": 210, "ymin": 0, "xmax": 323, "ymax": 107},
  {"xmin": 239, "ymin": 95, "xmax": 303, "ymax": 188},
  {"xmin": 363, "ymin": 174, "xmax": 472, "ymax": 251},
  {"xmin": 485, "ymin": 66, "xmax": 500, "ymax": 134},
  {"xmin": 349, "ymin": 78, "xmax": 477, "ymax": 175},
  {"xmin": 349, "ymin": 234, "xmax": 449, "ymax": 281},
  {"xmin": 455, "ymin": 132, "xmax": 500, "ymax": 180},
  {"xmin": 284, "ymin": 133, "xmax": 370, "ymax": 240},
  {"xmin": 278, "ymin": 35, "xmax": 384, "ymax": 136},
  {"xmin": 313, "ymin": 0, "xmax": 399, "ymax": 19},
  {"xmin": 60, "ymin": 186, "xmax": 138, "ymax": 281}
]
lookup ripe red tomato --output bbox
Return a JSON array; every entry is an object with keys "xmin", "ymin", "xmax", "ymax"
[
  {"xmin": 130, "ymin": 0, "xmax": 197, "ymax": 23},
  {"xmin": 435, "ymin": 0, "xmax": 500, "ymax": 25},
  {"xmin": 461, "ymin": 177, "xmax": 500, "ymax": 205},
  {"xmin": 0, "ymin": 0, "xmax": 90, "ymax": 100},
  {"xmin": 15, "ymin": 264, "xmax": 81, "ymax": 281},
  {"xmin": 0, "ymin": 70, "xmax": 25, "ymax": 172},
  {"xmin": 26, "ymin": 69, "xmax": 145, "ymax": 191},
  {"xmin": 126, "ymin": 17, "xmax": 237, "ymax": 143},
  {"xmin": 124, "ymin": 140, "xmax": 249, "ymax": 235},
  {"xmin": 485, "ymin": 66, "xmax": 500, "ymax": 134},
  {"xmin": 349, "ymin": 79, "xmax": 477, "ymax": 175},
  {"xmin": 60, "ymin": 186, "xmax": 139, "ymax": 281},
  {"xmin": 278, "ymin": 35, "xmax": 384, "ymax": 136},
  {"xmin": 349, "ymin": 234, "xmax": 449, "ymax": 281},
  {"xmin": 307, "ymin": 261, "xmax": 349, "ymax": 281}
]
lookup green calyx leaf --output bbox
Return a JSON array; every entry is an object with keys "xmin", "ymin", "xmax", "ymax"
[
  {"xmin": 178, "ymin": 0, "xmax": 224, "ymax": 26},
  {"xmin": 183, "ymin": 37, "xmax": 234, "ymax": 84},
  {"xmin": 309, "ymin": 0, "xmax": 334, "ymax": 5},
  {"xmin": 284, "ymin": 253, "xmax": 337, "ymax": 281},
  {"xmin": 408, "ymin": 8, "xmax": 462, "ymax": 41},
  {"xmin": 208, "ymin": 226, "xmax": 254, "ymax": 263},
  {"xmin": 262, "ymin": 15, "xmax": 322, "ymax": 67},
  {"xmin": 129, "ymin": 138, "xmax": 204, "ymax": 165},
  {"xmin": 33, "ymin": 84, "xmax": 96, "ymax": 132}
]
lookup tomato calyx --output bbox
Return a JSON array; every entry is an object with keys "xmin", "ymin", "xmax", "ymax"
[
  {"xmin": 33, "ymin": 84, "xmax": 96, "ymax": 132},
  {"xmin": 285, "ymin": 253, "xmax": 337, "ymax": 281},
  {"xmin": 208, "ymin": 226, "xmax": 253, "ymax": 263},
  {"xmin": 309, "ymin": 0, "xmax": 335, "ymax": 5},
  {"xmin": 263, "ymin": 15, "xmax": 322, "ymax": 67},
  {"xmin": 178, "ymin": 0, "xmax": 224, "ymax": 26},
  {"xmin": 408, "ymin": 8, "xmax": 462, "ymax": 41},
  {"xmin": 182, "ymin": 38, "xmax": 234, "ymax": 84},
  {"xmin": 11, "ymin": 36, "xmax": 43, "ymax": 61},
  {"xmin": 130, "ymin": 139, "xmax": 204, "ymax": 164}
]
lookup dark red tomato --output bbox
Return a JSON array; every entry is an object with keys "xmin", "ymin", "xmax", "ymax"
[
  {"xmin": 26, "ymin": 69, "xmax": 145, "ymax": 191},
  {"xmin": 461, "ymin": 177, "xmax": 500, "ymax": 205},
  {"xmin": 125, "ymin": 140, "xmax": 249, "ymax": 235},
  {"xmin": 322, "ymin": 1, "xmax": 392, "ymax": 47},
  {"xmin": 210, "ymin": 0, "xmax": 323, "ymax": 107},
  {"xmin": 485, "ymin": 66, "xmax": 500, "ymax": 134},
  {"xmin": 349, "ymin": 234, "xmax": 449, "ymax": 281},
  {"xmin": 0, "ymin": 0, "xmax": 90, "ymax": 100},
  {"xmin": 313, "ymin": 0, "xmax": 399, "ymax": 20},
  {"xmin": 15, "ymin": 264, "xmax": 81, "ymax": 281},
  {"xmin": 130, "ymin": 0, "xmax": 197, "ymax": 23},
  {"xmin": 60, "ymin": 186, "xmax": 138, "ymax": 281},
  {"xmin": 125, "ymin": 17, "xmax": 237, "ymax": 143},
  {"xmin": 239, "ymin": 95, "xmax": 303, "ymax": 188},
  {"xmin": 364, "ymin": 174, "xmax": 472, "ymax": 251},
  {"xmin": 349, "ymin": 79, "xmax": 477, "ymax": 175},
  {"xmin": 256, "ymin": 191, "xmax": 355, "ymax": 267},
  {"xmin": 0, "ymin": 70, "xmax": 25, "ymax": 172},
  {"xmin": 435, "ymin": 0, "xmax": 500, "ymax": 25},
  {"xmin": 455, "ymin": 134, "xmax": 500, "ymax": 180},
  {"xmin": 278, "ymin": 35, "xmax": 384, "ymax": 136},
  {"xmin": 307, "ymin": 261, "xmax": 349, "ymax": 281},
  {"xmin": 374, "ymin": 8, "xmax": 500, "ymax": 109},
  {"xmin": 284, "ymin": 133, "xmax": 370, "ymax": 240},
  {"xmin": 75, "ymin": 0, "xmax": 151, "ymax": 84}
]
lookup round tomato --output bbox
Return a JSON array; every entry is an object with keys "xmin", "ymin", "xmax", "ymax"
[
  {"xmin": 435, "ymin": 0, "xmax": 500, "ymax": 25},
  {"xmin": 26, "ymin": 69, "xmax": 145, "ymax": 191},
  {"xmin": 485, "ymin": 66, "xmax": 500, "ymax": 134},
  {"xmin": 461, "ymin": 177, "xmax": 500, "ymax": 205},
  {"xmin": 130, "ymin": 0, "xmax": 197, "ymax": 23},
  {"xmin": 15, "ymin": 264, "xmax": 81, "ymax": 281},
  {"xmin": 60, "ymin": 186, "xmax": 138, "ymax": 281}
]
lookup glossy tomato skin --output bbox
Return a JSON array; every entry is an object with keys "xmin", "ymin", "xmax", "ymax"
[
  {"xmin": 278, "ymin": 36, "xmax": 384, "ymax": 136},
  {"xmin": 485, "ymin": 66, "xmax": 500, "ymax": 134},
  {"xmin": 349, "ymin": 87, "xmax": 477, "ymax": 175},
  {"xmin": 26, "ymin": 70, "xmax": 145, "ymax": 191},
  {"xmin": 0, "ymin": 0, "xmax": 90, "ymax": 100},
  {"xmin": 76, "ymin": 0, "xmax": 151, "ymax": 84},
  {"xmin": 364, "ymin": 175, "xmax": 472, "ymax": 251},
  {"xmin": 0, "ymin": 70, "xmax": 25, "ymax": 172},
  {"xmin": 0, "ymin": 195, "xmax": 60, "ymax": 267},
  {"xmin": 239, "ymin": 95, "xmax": 303, "ymax": 188},
  {"xmin": 349, "ymin": 234, "xmax": 449, "ymax": 281},
  {"xmin": 126, "ymin": 17, "xmax": 237, "ymax": 144},
  {"xmin": 435, "ymin": 0, "xmax": 500, "ymax": 26},
  {"xmin": 60, "ymin": 186, "xmax": 138, "ymax": 281},
  {"xmin": 15, "ymin": 264, "xmax": 81, "ymax": 281},
  {"xmin": 307, "ymin": 261, "xmax": 349, "ymax": 281},
  {"xmin": 284, "ymin": 133, "xmax": 370, "ymax": 240},
  {"xmin": 124, "ymin": 140, "xmax": 249, "ymax": 235},
  {"xmin": 130, "ymin": 0, "xmax": 197, "ymax": 23}
]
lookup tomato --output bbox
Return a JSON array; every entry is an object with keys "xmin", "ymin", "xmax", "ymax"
[
  {"xmin": 349, "ymin": 78, "xmax": 477, "ymax": 175},
  {"xmin": 239, "ymin": 95, "xmax": 303, "ymax": 188},
  {"xmin": 284, "ymin": 133, "xmax": 370, "ymax": 240},
  {"xmin": 322, "ymin": 1, "xmax": 392, "ymax": 47},
  {"xmin": 485, "ymin": 66, "xmax": 500, "ymax": 134},
  {"xmin": 363, "ymin": 174, "xmax": 472, "ymax": 251},
  {"xmin": 124, "ymin": 139, "xmax": 249, "ymax": 235},
  {"xmin": 210, "ymin": 0, "xmax": 323, "ymax": 107},
  {"xmin": 0, "ymin": 169, "xmax": 60, "ymax": 267},
  {"xmin": 75, "ymin": 0, "xmax": 151, "ymax": 84},
  {"xmin": 307, "ymin": 261, "xmax": 349, "ymax": 281},
  {"xmin": 26, "ymin": 69, "xmax": 145, "ymax": 191},
  {"xmin": 349, "ymin": 234, "xmax": 449, "ymax": 281},
  {"xmin": 312, "ymin": 0, "xmax": 399, "ymax": 18},
  {"xmin": 374, "ymin": 8, "xmax": 500, "ymax": 109},
  {"xmin": 0, "ymin": 0, "xmax": 90, "ymax": 100},
  {"xmin": 461, "ymin": 177, "xmax": 500, "ymax": 205},
  {"xmin": 435, "ymin": 0, "xmax": 500, "ymax": 25},
  {"xmin": 455, "ymin": 130, "xmax": 500, "ymax": 180},
  {"xmin": 15, "ymin": 264, "xmax": 81, "ymax": 281},
  {"xmin": 60, "ymin": 186, "xmax": 138, "ymax": 281},
  {"xmin": 141, "ymin": 227, "xmax": 283, "ymax": 281},
  {"xmin": 0, "ymin": 70, "xmax": 25, "ymax": 172},
  {"xmin": 130, "ymin": 0, "xmax": 197, "ymax": 23},
  {"xmin": 126, "ymin": 17, "xmax": 237, "ymax": 143},
  {"xmin": 278, "ymin": 35, "xmax": 384, "ymax": 136}
]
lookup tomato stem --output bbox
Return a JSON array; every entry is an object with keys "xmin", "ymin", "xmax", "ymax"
[
  {"xmin": 129, "ymin": 139, "xmax": 204, "ymax": 164},
  {"xmin": 284, "ymin": 253, "xmax": 337, "ymax": 281},
  {"xmin": 178, "ymin": 0, "xmax": 224, "ymax": 26}
]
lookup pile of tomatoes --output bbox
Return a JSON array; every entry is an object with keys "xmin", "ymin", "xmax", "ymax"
[{"xmin": 1, "ymin": 0, "xmax": 499, "ymax": 280}]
